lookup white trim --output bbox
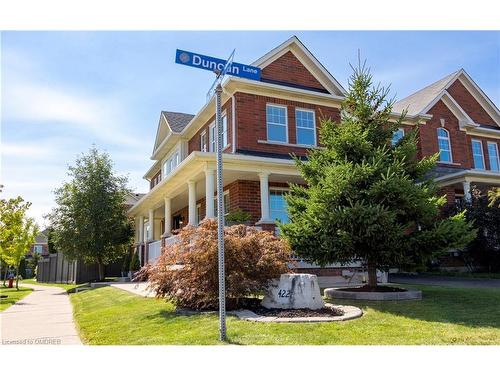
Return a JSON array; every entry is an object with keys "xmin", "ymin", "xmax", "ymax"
[
  {"xmin": 295, "ymin": 108, "xmax": 317, "ymax": 147},
  {"xmin": 200, "ymin": 130, "xmax": 207, "ymax": 152},
  {"xmin": 208, "ymin": 122, "xmax": 216, "ymax": 152},
  {"xmin": 231, "ymin": 95, "xmax": 236, "ymax": 153},
  {"xmin": 266, "ymin": 103, "xmax": 288, "ymax": 143},
  {"xmin": 251, "ymin": 36, "xmax": 347, "ymax": 96},
  {"xmin": 471, "ymin": 139, "xmax": 485, "ymax": 170},
  {"xmin": 487, "ymin": 141, "xmax": 500, "ymax": 172},
  {"xmin": 257, "ymin": 139, "xmax": 322, "ymax": 149},
  {"xmin": 437, "ymin": 127, "xmax": 453, "ymax": 163}
]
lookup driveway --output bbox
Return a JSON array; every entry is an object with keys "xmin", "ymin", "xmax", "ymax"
[
  {"xmin": 1, "ymin": 284, "xmax": 81, "ymax": 345},
  {"xmin": 389, "ymin": 274, "xmax": 500, "ymax": 288}
]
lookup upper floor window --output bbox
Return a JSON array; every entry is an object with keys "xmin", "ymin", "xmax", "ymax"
[
  {"xmin": 209, "ymin": 123, "xmax": 216, "ymax": 152},
  {"xmin": 34, "ymin": 245, "xmax": 43, "ymax": 254},
  {"xmin": 163, "ymin": 151, "xmax": 180, "ymax": 177},
  {"xmin": 487, "ymin": 141, "xmax": 500, "ymax": 172},
  {"xmin": 471, "ymin": 139, "xmax": 485, "ymax": 170},
  {"xmin": 222, "ymin": 115, "xmax": 228, "ymax": 149},
  {"xmin": 392, "ymin": 128, "xmax": 405, "ymax": 146},
  {"xmin": 266, "ymin": 104, "xmax": 287, "ymax": 143},
  {"xmin": 295, "ymin": 109, "xmax": 316, "ymax": 146},
  {"xmin": 200, "ymin": 130, "xmax": 207, "ymax": 152},
  {"xmin": 437, "ymin": 128, "xmax": 452, "ymax": 162}
]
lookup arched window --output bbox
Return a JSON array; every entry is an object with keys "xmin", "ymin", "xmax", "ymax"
[{"xmin": 437, "ymin": 128, "xmax": 452, "ymax": 162}]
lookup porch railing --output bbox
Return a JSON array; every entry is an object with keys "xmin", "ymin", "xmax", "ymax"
[{"xmin": 147, "ymin": 240, "xmax": 162, "ymax": 264}]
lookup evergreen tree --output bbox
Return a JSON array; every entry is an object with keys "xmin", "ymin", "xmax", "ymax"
[
  {"xmin": 48, "ymin": 147, "xmax": 134, "ymax": 280},
  {"xmin": 281, "ymin": 62, "xmax": 476, "ymax": 288}
]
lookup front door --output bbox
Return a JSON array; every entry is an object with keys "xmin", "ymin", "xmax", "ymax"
[{"xmin": 173, "ymin": 214, "xmax": 182, "ymax": 230}]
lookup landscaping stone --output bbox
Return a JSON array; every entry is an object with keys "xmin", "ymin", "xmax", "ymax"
[
  {"xmin": 231, "ymin": 303, "xmax": 363, "ymax": 323},
  {"xmin": 262, "ymin": 273, "xmax": 325, "ymax": 310},
  {"xmin": 324, "ymin": 287, "xmax": 422, "ymax": 300}
]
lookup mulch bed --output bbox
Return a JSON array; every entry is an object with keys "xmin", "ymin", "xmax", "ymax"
[
  {"xmin": 337, "ymin": 285, "xmax": 407, "ymax": 293},
  {"xmin": 237, "ymin": 297, "xmax": 343, "ymax": 318}
]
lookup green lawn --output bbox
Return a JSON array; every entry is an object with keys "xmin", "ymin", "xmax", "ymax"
[
  {"xmin": 21, "ymin": 279, "xmax": 89, "ymax": 292},
  {"xmin": 70, "ymin": 284, "xmax": 500, "ymax": 345},
  {"xmin": 421, "ymin": 271, "xmax": 500, "ymax": 279},
  {"xmin": 0, "ymin": 286, "xmax": 33, "ymax": 311}
]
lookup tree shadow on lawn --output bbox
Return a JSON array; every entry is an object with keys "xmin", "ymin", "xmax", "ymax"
[{"xmin": 330, "ymin": 284, "xmax": 500, "ymax": 329}]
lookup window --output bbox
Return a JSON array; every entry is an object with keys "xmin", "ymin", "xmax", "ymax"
[
  {"xmin": 487, "ymin": 142, "xmax": 500, "ymax": 172},
  {"xmin": 437, "ymin": 128, "xmax": 452, "ymax": 162},
  {"xmin": 266, "ymin": 104, "xmax": 287, "ymax": 142},
  {"xmin": 209, "ymin": 123, "xmax": 216, "ymax": 152},
  {"xmin": 295, "ymin": 109, "xmax": 316, "ymax": 146},
  {"xmin": 222, "ymin": 115, "xmax": 228, "ymax": 149},
  {"xmin": 392, "ymin": 128, "xmax": 405, "ymax": 146},
  {"xmin": 270, "ymin": 190, "xmax": 289, "ymax": 224},
  {"xmin": 34, "ymin": 245, "xmax": 43, "ymax": 254},
  {"xmin": 214, "ymin": 191, "xmax": 230, "ymax": 217},
  {"xmin": 471, "ymin": 139, "xmax": 485, "ymax": 170},
  {"xmin": 163, "ymin": 151, "xmax": 180, "ymax": 177},
  {"xmin": 196, "ymin": 204, "xmax": 202, "ymax": 225},
  {"xmin": 200, "ymin": 130, "xmax": 207, "ymax": 152}
]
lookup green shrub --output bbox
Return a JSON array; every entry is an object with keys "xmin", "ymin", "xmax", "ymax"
[
  {"xmin": 129, "ymin": 250, "xmax": 141, "ymax": 272},
  {"xmin": 225, "ymin": 209, "xmax": 252, "ymax": 224},
  {"xmin": 148, "ymin": 219, "xmax": 292, "ymax": 310}
]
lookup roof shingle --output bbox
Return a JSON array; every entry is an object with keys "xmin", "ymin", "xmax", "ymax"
[{"xmin": 162, "ymin": 111, "xmax": 195, "ymax": 133}]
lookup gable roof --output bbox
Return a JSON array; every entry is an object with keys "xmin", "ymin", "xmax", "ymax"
[
  {"xmin": 252, "ymin": 36, "xmax": 346, "ymax": 97},
  {"xmin": 392, "ymin": 71, "xmax": 460, "ymax": 116},
  {"xmin": 393, "ymin": 69, "xmax": 500, "ymax": 126},
  {"xmin": 162, "ymin": 111, "xmax": 195, "ymax": 133}
]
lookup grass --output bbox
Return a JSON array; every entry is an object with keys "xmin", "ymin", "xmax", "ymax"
[
  {"xmin": 70, "ymin": 284, "xmax": 500, "ymax": 345},
  {"xmin": 21, "ymin": 279, "xmax": 89, "ymax": 293},
  {"xmin": 0, "ymin": 285, "xmax": 33, "ymax": 311}
]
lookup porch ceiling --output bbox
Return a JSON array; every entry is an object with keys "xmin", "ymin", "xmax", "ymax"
[{"xmin": 128, "ymin": 151, "xmax": 302, "ymax": 217}]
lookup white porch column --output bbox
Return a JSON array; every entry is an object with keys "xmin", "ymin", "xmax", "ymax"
[
  {"xmin": 164, "ymin": 197, "xmax": 172, "ymax": 237},
  {"xmin": 138, "ymin": 215, "xmax": 144, "ymax": 243},
  {"xmin": 205, "ymin": 168, "xmax": 215, "ymax": 218},
  {"xmin": 188, "ymin": 180, "xmax": 197, "ymax": 226},
  {"xmin": 148, "ymin": 208, "xmax": 154, "ymax": 241},
  {"xmin": 258, "ymin": 172, "xmax": 271, "ymax": 223},
  {"xmin": 463, "ymin": 180, "xmax": 472, "ymax": 202}
]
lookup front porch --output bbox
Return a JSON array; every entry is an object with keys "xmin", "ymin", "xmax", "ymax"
[{"xmin": 128, "ymin": 152, "xmax": 303, "ymax": 265}]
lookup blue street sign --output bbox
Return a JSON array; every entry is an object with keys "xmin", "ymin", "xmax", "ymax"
[{"xmin": 175, "ymin": 49, "xmax": 261, "ymax": 81}]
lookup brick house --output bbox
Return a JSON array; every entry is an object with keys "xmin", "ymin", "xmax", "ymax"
[
  {"xmin": 128, "ymin": 36, "xmax": 500, "ymax": 274},
  {"xmin": 26, "ymin": 229, "xmax": 49, "ymax": 257}
]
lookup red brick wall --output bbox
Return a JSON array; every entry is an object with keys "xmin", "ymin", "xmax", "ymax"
[
  {"xmin": 439, "ymin": 186, "xmax": 457, "ymax": 207},
  {"xmin": 447, "ymin": 80, "xmax": 496, "ymax": 126},
  {"xmin": 466, "ymin": 135, "xmax": 500, "ymax": 170},
  {"xmin": 235, "ymin": 92, "xmax": 340, "ymax": 157},
  {"xmin": 421, "ymin": 99, "xmax": 471, "ymax": 168},
  {"xmin": 261, "ymin": 51, "xmax": 326, "ymax": 91},
  {"xmin": 188, "ymin": 99, "xmax": 233, "ymax": 154}
]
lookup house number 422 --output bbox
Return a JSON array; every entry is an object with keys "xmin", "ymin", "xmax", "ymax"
[{"xmin": 277, "ymin": 289, "xmax": 291, "ymax": 298}]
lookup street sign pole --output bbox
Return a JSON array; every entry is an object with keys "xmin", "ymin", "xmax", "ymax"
[
  {"xmin": 215, "ymin": 82, "xmax": 226, "ymax": 341},
  {"xmin": 175, "ymin": 47, "xmax": 260, "ymax": 342}
]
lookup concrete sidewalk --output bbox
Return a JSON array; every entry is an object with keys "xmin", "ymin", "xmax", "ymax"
[
  {"xmin": 1, "ymin": 284, "xmax": 82, "ymax": 345},
  {"xmin": 109, "ymin": 282, "xmax": 155, "ymax": 297}
]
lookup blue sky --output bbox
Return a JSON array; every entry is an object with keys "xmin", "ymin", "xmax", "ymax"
[{"xmin": 1, "ymin": 31, "xmax": 499, "ymax": 226}]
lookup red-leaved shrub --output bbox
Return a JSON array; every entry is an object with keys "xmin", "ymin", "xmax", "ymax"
[{"xmin": 147, "ymin": 219, "xmax": 292, "ymax": 310}]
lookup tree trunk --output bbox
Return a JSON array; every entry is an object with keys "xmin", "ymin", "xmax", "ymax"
[
  {"xmin": 367, "ymin": 262, "xmax": 378, "ymax": 289},
  {"xmin": 97, "ymin": 262, "xmax": 105, "ymax": 281}
]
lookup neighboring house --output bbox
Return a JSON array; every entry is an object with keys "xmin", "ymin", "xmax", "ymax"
[
  {"xmin": 27, "ymin": 229, "xmax": 49, "ymax": 257},
  {"xmin": 128, "ymin": 36, "xmax": 500, "ymax": 274}
]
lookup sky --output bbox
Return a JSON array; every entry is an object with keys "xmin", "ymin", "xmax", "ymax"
[{"xmin": 1, "ymin": 31, "xmax": 499, "ymax": 227}]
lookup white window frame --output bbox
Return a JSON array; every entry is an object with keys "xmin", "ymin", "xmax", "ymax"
[
  {"xmin": 34, "ymin": 245, "xmax": 43, "ymax": 254},
  {"xmin": 471, "ymin": 139, "xmax": 485, "ymax": 170},
  {"xmin": 487, "ymin": 141, "xmax": 500, "ymax": 172},
  {"xmin": 196, "ymin": 203, "xmax": 202, "ymax": 225},
  {"xmin": 214, "ymin": 190, "xmax": 230, "ymax": 217},
  {"xmin": 162, "ymin": 147, "xmax": 181, "ymax": 177},
  {"xmin": 209, "ymin": 123, "xmax": 216, "ymax": 152},
  {"xmin": 200, "ymin": 130, "xmax": 207, "ymax": 152},
  {"xmin": 392, "ymin": 128, "xmax": 405, "ymax": 146},
  {"xmin": 222, "ymin": 114, "xmax": 228, "ymax": 149},
  {"xmin": 437, "ymin": 128, "xmax": 453, "ymax": 163},
  {"xmin": 266, "ymin": 104, "xmax": 288, "ymax": 143},
  {"xmin": 295, "ymin": 108, "xmax": 316, "ymax": 146}
]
